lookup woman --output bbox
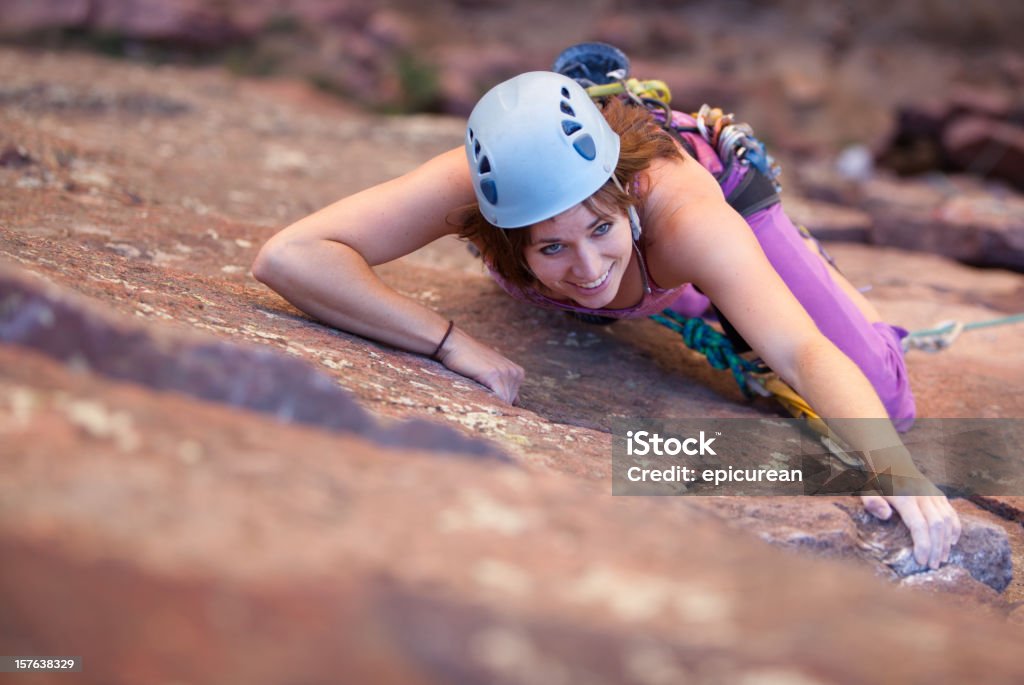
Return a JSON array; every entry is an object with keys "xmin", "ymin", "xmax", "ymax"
[{"xmin": 253, "ymin": 70, "xmax": 960, "ymax": 569}]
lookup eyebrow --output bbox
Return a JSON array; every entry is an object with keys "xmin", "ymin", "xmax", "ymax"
[{"xmin": 532, "ymin": 216, "xmax": 609, "ymax": 245}]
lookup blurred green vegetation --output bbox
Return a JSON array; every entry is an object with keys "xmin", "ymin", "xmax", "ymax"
[{"xmin": 393, "ymin": 52, "xmax": 441, "ymax": 113}]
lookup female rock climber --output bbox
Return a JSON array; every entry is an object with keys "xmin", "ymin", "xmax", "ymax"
[{"xmin": 252, "ymin": 67, "xmax": 961, "ymax": 569}]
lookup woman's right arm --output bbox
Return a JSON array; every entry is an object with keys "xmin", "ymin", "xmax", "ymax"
[{"xmin": 252, "ymin": 147, "xmax": 525, "ymax": 403}]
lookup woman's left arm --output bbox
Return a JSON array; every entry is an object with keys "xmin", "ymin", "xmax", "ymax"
[{"xmin": 648, "ymin": 189, "xmax": 961, "ymax": 569}]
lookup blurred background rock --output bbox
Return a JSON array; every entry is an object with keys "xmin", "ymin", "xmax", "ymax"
[
  {"xmin": 4, "ymin": 0, "xmax": 1022, "ymax": 265},
  {"xmin": 1, "ymin": 1, "xmax": 1021, "ymax": 130}
]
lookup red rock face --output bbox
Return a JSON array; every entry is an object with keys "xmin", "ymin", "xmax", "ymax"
[{"xmin": 2, "ymin": 46, "xmax": 1024, "ymax": 681}]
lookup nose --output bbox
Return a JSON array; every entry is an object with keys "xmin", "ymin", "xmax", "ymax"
[{"xmin": 570, "ymin": 242, "xmax": 603, "ymax": 280}]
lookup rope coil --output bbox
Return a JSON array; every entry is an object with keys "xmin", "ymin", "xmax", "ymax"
[{"xmin": 650, "ymin": 309, "xmax": 769, "ymax": 398}]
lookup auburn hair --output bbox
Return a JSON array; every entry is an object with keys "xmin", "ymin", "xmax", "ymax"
[{"xmin": 454, "ymin": 97, "xmax": 684, "ymax": 289}]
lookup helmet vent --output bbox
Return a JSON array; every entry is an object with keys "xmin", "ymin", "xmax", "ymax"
[
  {"xmin": 468, "ymin": 128, "xmax": 475, "ymax": 141},
  {"xmin": 473, "ymin": 139, "xmax": 481, "ymax": 158},
  {"xmin": 480, "ymin": 179, "xmax": 498, "ymax": 205},
  {"xmin": 478, "ymin": 156, "xmax": 491, "ymax": 174},
  {"xmin": 561, "ymin": 120, "xmax": 582, "ymax": 136},
  {"xmin": 560, "ymin": 100, "xmax": 575, "ymax": 116},
  {"xmin": 573, "ymin": 134, "xmax": 597, "ymax": 161},
  {"xmin": 561, "ymin": 87, "xmax": 570, "ymax": 99}
]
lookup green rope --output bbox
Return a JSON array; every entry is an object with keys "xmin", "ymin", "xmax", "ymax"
[{"xmin": 650, "ymin": 309, "xmax": 768, "ymax": 398}]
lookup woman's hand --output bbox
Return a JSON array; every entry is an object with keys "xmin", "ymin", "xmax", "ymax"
[
  {"xmin": 437, "ymin": 327, "xmax": 525, "ymax": 404},
  {"xmin": 862, "ymin": 484, "xmax": 962, "ymax": 570}
]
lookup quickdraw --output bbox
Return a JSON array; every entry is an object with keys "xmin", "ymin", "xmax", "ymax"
[
  {"xmin": 584, "ymin": 77, "xmax": 782, "ymax": 197},
  {"xmin": 694, "ymin": 104, "xmax": 783, "ymax": 192},
  {"xmin": 903, "ymin": 313, "xmax": 1024, "ymax": 353}
]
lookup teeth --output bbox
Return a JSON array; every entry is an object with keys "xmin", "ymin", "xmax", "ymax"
[{"xmin": 574, "ymin": 267, "xmax": 610, "ymax": 289}]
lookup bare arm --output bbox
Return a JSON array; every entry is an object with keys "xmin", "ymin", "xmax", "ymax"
[
  {"xmin": 644, "ymin": 158, "xmax": 961, "ymax": 567},
  {"xmin": 252, "ymin": 147, "xmax": 524, "ymax": 402}
]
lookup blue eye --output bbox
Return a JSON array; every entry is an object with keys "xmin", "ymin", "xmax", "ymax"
[
  {"xmin": 540, "ymin": 243, "xmax": 563, "ymax": 256},
  {"xmin": 593, "ymin": 222, "xmax": 612, "ymax": 236}
]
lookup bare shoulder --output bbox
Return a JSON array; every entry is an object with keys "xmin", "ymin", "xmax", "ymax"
[
  {"xmin": 642, "ymin": 149, "xmax": 725, "ymax": 222},
  {"xmin": 640, "ymin": 152, "xmax": 732, "ymax": 286}
]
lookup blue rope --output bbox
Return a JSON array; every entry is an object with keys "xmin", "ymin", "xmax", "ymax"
[
  {"xmin": 909, "ymin": 312, "xmax": 1024, "ymax": 338},
  {"xmin": 904, "ymin": 312, "xmax": 1024, "ymax": 352},
  {"xmin": 650, "ymin": 309, "xmax": 768, "ymax": 397}
]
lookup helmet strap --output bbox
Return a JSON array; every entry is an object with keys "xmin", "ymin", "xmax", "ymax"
[{"xmin": 610, "ymin": 173, "xmax": 642, "ymax": 241}]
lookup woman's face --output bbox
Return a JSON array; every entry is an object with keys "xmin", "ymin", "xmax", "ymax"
[{"xmin": 523, "ymin": 201, "xmax": 633, "ymax": 309}]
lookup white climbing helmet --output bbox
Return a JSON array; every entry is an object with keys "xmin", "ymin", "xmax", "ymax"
[{"xmin": 466, "ymin": 71, "xmax": 621, "ymax": 229}]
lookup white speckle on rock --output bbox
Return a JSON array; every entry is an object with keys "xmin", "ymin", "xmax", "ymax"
[
  {"xmin": 568, "ymin": 565, "xmax": 734, "ymax": 626},
  {"xmin": 73, "ymin": 223, "xmax": 113, "ymax": 237},
  {"xmin": 70, "ymin": 167, "xmax": 112, "ymax": 188},
  {"xmin": 263, "ymin": 145, "xmax": 309, "ymax": 174},
  {"xmin": 181, "ymin": 196, "xmax": 209, "ymax": 215},
  {"xmin": 472, "ymin": 558, "xmax": 534, "ymax": 597},
  {"xmin": 469, "ymin": 626, "xmax": 569, "ymax": 685},
  {"xmin": 178, "ymin": 440, "xmax": 205, "ymax": 464},
  {"xmin": 6, "ymin": 386, "xmax": 39, "ymax": 428},
  {"xmin": 62, "ymin": 398, "xmax": 140, "ymax": 452},
  {"xmin": 439, "ymin": 489, "xmax": 534, "ymax": 536},
  {"xmin": 106, "ymin": 243, "xmax": 143, "ymax": 260},
  {"xmin": 625, "ymin": 644, "xmax": 688, "ymax": 685},
  {"xmin": 737, "ymin": 668, "xmax": 828, "ymax": 685},
  {"xmin": 150, "ymin": 249, "xmax": 185, "ymax": 265},
  {"xmin": 321, "ymin": 357, "xmax": 355, "ymax": 370}
]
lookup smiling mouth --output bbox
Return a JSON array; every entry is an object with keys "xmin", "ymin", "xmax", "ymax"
[{"xmin": 570, "ymin": 266, "xmax": 612, "ymax": 290}]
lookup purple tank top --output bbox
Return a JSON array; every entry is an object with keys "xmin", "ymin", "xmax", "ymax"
[{"xmin": 484, "ymin": 110, "xmax": 741, "ymax": 320}]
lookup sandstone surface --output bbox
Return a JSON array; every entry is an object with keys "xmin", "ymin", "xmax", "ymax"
[{"xmin": 2, "ymin": 44, "xmax": 1024, "ymax": 683}]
